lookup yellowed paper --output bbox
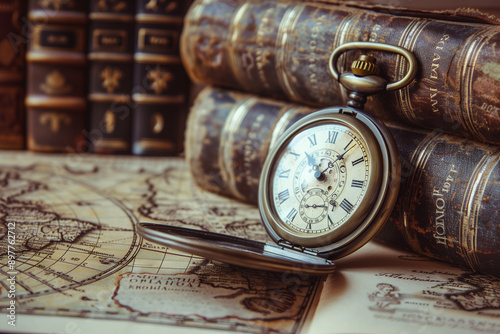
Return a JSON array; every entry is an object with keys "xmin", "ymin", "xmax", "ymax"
[
  {"xmin": 0, "ymin": 151, "xmax": 499, "ymax": 333},
  {"xmin": 0, "ymin": 152, "xmax": 320, "ymax": 334}
]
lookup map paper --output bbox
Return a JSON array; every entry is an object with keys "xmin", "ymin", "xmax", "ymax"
[
  {"xmin": 0, "ymin": 151, "xmax": 499, "ymax": 334},
  {"xmin": 0, "ymin": 152, "xmax": 320, "ymax": 334}
]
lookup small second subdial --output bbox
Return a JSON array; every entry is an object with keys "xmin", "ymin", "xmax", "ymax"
[{"xmin": 299, "ymin": 188, "xmax": 329, "ymax": 228}]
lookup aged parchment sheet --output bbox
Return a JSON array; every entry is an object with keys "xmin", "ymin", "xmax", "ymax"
[
  {"xmin": 309, "ymin": 242, "xmax": 500, "ymax": 334},
  {"xmin": 0, "ymin": 152, "xmax": 322, "ymax": 334},
  {"xmin": 0, "ymin": 151, "xmax": 499, "ymax": 334}
]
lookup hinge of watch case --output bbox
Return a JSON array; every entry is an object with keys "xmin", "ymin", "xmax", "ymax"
[
  {"xmin": 339, "ymin": 108, "xmax": 357, "ymax": 116},
  {"xmin": 277, "ymin": 239, "xmax": 320, "ymax": 256}
]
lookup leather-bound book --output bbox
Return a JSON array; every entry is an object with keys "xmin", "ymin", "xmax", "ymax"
[
  {"xmin": 0, "ymin": 0, "xmax": 25, "ymax": 149},
  {"xmin": 185, "ymin": 86, "xmax": 500, "ymax": 278},
  {"xmin": 25, "ymin": 1, "xmax": 88, "ymax": 152},
  {"xmin": 87, "ymin": 0, "xmax": 135, "ymax": 154},
  {"xmin": 131, "ymin": 0, "xmax": 191, "ymax": 156},
  {"xmin": 181, "ymin": 0, "xmax": 500, "ymax": 145},
  {"xmin": 186, "ymin": 87, "xmax": 314, "ymax": 204}
]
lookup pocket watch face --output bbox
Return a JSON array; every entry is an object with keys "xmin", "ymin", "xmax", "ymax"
[{"xmin": 259, "ymin": 111, "xmax": 384, "ymax": 249}]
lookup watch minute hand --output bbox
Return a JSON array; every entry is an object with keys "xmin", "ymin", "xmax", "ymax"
[{"xmin": 337, "ymin": 143, "xmax": 356, "ymax": 160}]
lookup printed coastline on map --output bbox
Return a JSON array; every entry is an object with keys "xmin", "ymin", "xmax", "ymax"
[
  {"xmin": 0, "ymin": 152, "xmax": 322, "ymax": 334},
  {"xmin": 0, "ymin": 152, "xmax": 499, "ymax": 334}
]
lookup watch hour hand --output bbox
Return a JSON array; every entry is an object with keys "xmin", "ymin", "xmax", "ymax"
[{"xmin": 305, "ymin": 151, "xmax": 317, "ymax": 169}]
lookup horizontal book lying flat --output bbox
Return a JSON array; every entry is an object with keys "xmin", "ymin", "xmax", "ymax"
[
  {"xmin": 185, "ymin": 86, "xmax": 500, "ymax": 279},
  {"xmin": 181, "ymin": 0, "xmax": 500, "ymax": 145}
]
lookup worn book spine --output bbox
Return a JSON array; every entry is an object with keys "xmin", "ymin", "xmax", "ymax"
[
  {"xmin": 186, "ymin": 86, "xmax": 314, "ymax": 204},
  {"xmin": 377, "ymin": 124, "xmax": 500, "ymax": 278},
  {"xmin": 181, "ymin": 0, "xmax": 500, "ymax": 145},
  {"xmin": 0, "ymin": 0, "xmax": 25, "ymax": 149},
  {"xmin": 186, "ymin": 86, "xmax": 500, "ymax": 278},
  {"xmin": 131, "ymin": 0, "xmax": 191, "ymax": 156},
  {"xmin": 87, "ymin": 0, "xmax": 135, "ymax": 154},
  {"xmin": 25, "ymin": 1, "xmax": 88, "ymax": 152}
]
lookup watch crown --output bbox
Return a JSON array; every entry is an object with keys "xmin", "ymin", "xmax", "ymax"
[{"xmin": 351, "ymin": 55, "xmax": 380, "ymax": 77}]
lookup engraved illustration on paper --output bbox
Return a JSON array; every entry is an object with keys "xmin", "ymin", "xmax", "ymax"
[
  {"xmin": 0, "ymin": 154, "xmax": 319, "ymax": 334},
  {"xmin": 113, "ymin": 260, "xmax": 311, "ymax": 320},
  {"xmin": 365, "ymin": 269, "xmax": 500, "ymax": 332},
  {"xmin": 446, "ymin": 274, "xmax": 500, "ymax": 311},
  {"xmin": 0, "ymin": 169, "xmax": 140, "ymax": 298},
  {"xmin": 368, "ymin": 283, "xmax": 401, "ymax": 311}
]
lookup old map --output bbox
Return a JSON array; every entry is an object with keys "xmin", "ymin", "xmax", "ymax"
[
  {"xmin": 0, "ymin": 152, "xmax": 321, "ymax": 333},
  {"xmin": 0, "ymin": 151, "xmax": 500, "ymax": 334}
]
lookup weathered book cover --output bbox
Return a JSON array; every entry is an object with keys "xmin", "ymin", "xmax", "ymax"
[
  {"xmin": 131, "ymin": 0, "xmax": 191, "ymax": 156},
  {"xmin": 25, "ymin": 1, "xmax": 88, "ymax": 152},
  {"xmin": 87, "ymin": 0, "xmax": 136, "ymax": 154},
  {"xmin": 313, "ymin": 0, "xmax": 500, "ymax": 22},
  {"xmin": 185, "ymin": 86, "xmax": 500, "ymax": 278},
  {"xmin": 0, "ymin": 0, "xmax": 25, "ymax": 149},
  {"xmin": 181, "ymin": 0, "xmax": 500, "ymax": 145}
]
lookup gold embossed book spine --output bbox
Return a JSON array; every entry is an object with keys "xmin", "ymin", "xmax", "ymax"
[
  {"xmin": 186, "ymin": 86, "xmax": 500, "ymax": 278},
  {"xmin": 379, "ymin": 124, "xmax": 500, "ymax": 278},
  {"xmin": 186, "ymin": 86, "xmax": 314, "ymax": 204},
  {"xmin": 0, "ymin": 0, "xmax": 25, "ymax": 149},
  {"xmin": 181, "ymin": 0, "xmax": 500, "ymax": 145},
  {"xmin": 87, "ymin": 0, "xmax": 135, "ymax": 154},
  {"xmin": 25, "ymin": 1, "xmax": 88, "ymax": 152},
  {"xmin": 131, "ymin": 0, "xmax": 190, "ymax": 156}
]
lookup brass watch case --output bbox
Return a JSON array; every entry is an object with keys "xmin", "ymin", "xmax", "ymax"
[{"xmin": 258, "ymin": 106, "xmax": 400, "ymax": 260}]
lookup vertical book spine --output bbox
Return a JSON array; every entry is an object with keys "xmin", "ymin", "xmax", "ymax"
[
  {"xmin": 87, "ymin": 0, "xmax": 135, "ymax": 154},
  {"xmin": 186, "ymin": 86, "xmax": 500, "ymax": 278},
  {"xmin": 25, "ymin": 1, "xmax": 88, "ymax": 152},
  {"xmin": 131, "ymin": 0, "xmax": 190, "ymax": 156},
  {"xmin": 0, "ymin": 0, "xmax": 25, "ymax": 149}
]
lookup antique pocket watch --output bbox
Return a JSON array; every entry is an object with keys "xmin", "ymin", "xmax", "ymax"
[{"xmin": 138, "ymin": 42, "xmax": 418, "ymax": 275}]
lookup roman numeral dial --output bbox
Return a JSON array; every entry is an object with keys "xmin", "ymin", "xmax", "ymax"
[
  {"xmin": 268, "ymin": 119, "xmax": 377, "ymax": 238},
  {"xmin": 259, "ymin": 108, "xmax": 387, "ymax": 251}
]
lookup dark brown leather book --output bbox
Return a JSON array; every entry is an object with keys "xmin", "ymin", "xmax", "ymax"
[
  {"xmin": 313, "ymin": 0, "xmax": 500, "ymax": 22},
  {"xmin": 87, "ymin": 0, "xmax": 135, "ymax": 154},
  {"xmin": 131, "ymin": 0, "xmax": 191, "ymax": 156},
  {"xmin": 25, "ymin": 1, "xmax": 88, "ymax": 152},
  {"xmin": 0, "ymin": 0, "xmax": 25, "ymax": 149},
  {"xmin": 185, "ymin": 86, "xmax": 500, "ymax": 278},
  {"xmin": 181, "ymin": 0, "xmax": 500, "ymax": 145}
]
